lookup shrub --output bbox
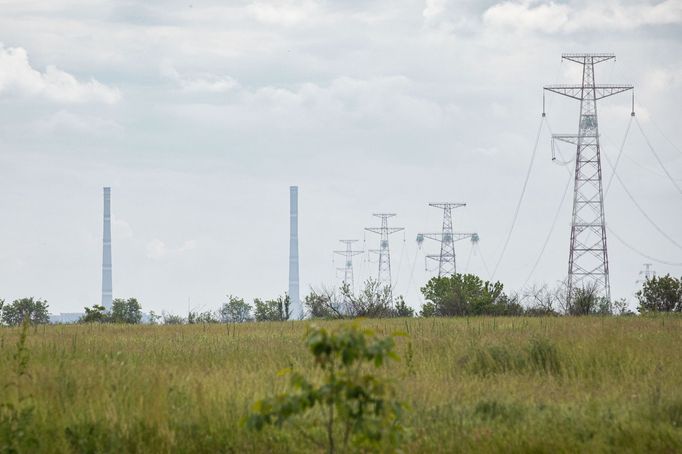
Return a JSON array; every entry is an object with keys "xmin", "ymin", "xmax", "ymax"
[
  {"xmin": 637, "ymin": 274, "xmax": 682, "ymax": 313},
  {"xmin": 246, "ymin": 323, "xmax": 408, "ymax": 452}
]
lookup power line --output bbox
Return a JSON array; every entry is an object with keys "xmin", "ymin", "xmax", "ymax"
[
  {"xmin": 491, "ymin": 115, "xmax": 545, "ymax": 279},
  {"xmin": 607, "ymin": 226, "xmax": 682, "ymax": 266},
  {"xmin": 649, "ymin": 114, "xmax": 682, "ymax": 158},
  {"xmin": 601, "ymin": 147, "xmax": 682, "ymax": 250},
  {"xmin": 522, "ymin": 172, "xmax": 572, "ymax": 288},
  {"xmin": 604, "ymin": 115, "xmax": 634, "ymax": 195},
  {"xmin": 634, "ymin": 116, "xmax": 682, "ymax": 195}
]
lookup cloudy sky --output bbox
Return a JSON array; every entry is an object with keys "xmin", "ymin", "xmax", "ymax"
[{"xmin": 0, "ymin": 0, "xmax": 680, "ymax": 315}]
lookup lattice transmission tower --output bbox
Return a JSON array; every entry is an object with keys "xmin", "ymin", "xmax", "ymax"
[
  {"xmin": 636, "ymin": 263, "xmax": 655, "ymax": 284},
  {"xmin": 416, "ymin": 203, "xmax": 478, "ymax": 276},
  {"xmin": 333, "ymin": 240, "xmax": 364, "ymax": 291},
  {"xmin": 365, "ymin": 214, "xmax": 404, "ymax": 292},
  {"xmin": 544, "ymin": 53, "xmax": 633, "ymax": 302}
]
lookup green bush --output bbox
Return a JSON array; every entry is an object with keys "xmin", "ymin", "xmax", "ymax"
[{"xmin": 246, "ymin": 323, "xmax": 408, "ymax": 453}]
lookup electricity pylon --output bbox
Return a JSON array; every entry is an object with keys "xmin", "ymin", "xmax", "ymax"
[
  {"xmin": 333, "ymin": 240, "xmax": 363, "ymax": 290},
  {"xmin": 544, "ymin": 53, "xmax": 633, "ymax": 303},
  {"xmin": 365, "ymin": 214, "xmax": 404, "ymax": 292},
  {"xmin": 636, "ymin": 263, "xmax": 655, "ymax": 284},
  {"xmin": 416, "ymin": 203, "xmax": 478, "ymax": 276}
]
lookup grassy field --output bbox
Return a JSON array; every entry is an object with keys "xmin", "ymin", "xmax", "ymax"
[{"xmin": 1, "ymin": 316, "xmax": 681, "ymax": 453}]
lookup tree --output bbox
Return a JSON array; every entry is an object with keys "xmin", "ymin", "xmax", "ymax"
[
  {"xmin": 339, "ymin": 280, "xmax": 395, "ymax": 318},
  {"xmin": 162, "ymin": 313, "xmax": 185, "ymax": 325},
  {"xmin": 521, "ymin": 284, "xmax": 561, "ymax": 316},
  {"xmin": 637, "ymin": 274, "xmax": 682, "ymax": 313},
  {"xmin": 420, "ymin": 273, "xmax": 519, "ymax": 317},
  {"xmin": 566, "ymin": 283, "xmax": 611, "ymax": 316},
  {"xmin": 188, "ymin": 310, "xmax": 219, "ymax": 324},
  {"xmin": 246, "ymin": 324, "xmax": 407, "ymax": 452},
  {"xmin": 394, "ymin": 296, "xmax": 414, "ymax": 318},
  {"xmin": 110, "ymin": 298, "xmax": 142, "ymax": 324},
  {"xmin": 254, "ymin": 295, "xmax": 290, "ymax": 322},
  {"xmin": 80, "ymin": 304, "xmax": 108, "ymax": 323},
  {"xmin": 147, "ymin": 311, "xmax": 161, "ymax": 325},
  {"xmin": 1, "ymin": 298, "xmax": 50, "ymax": 326},
  {"xmin": 219, "ymin": 295, "xmax": 252, "ymax": 323},
  {"xmin": 304, "ymin": 287, "xmax": 344, "ymax": 319}
]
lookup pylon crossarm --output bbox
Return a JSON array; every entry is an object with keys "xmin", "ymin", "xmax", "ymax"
[
  {"xmin": 419, "ymin": 233, "xmax": 443, "ymax": 242},
  {"xmin": 561, "ymin": 53, "xmax": 615, "ymax": 64},
  {"xmin": 334, "ymin": 250, "xmax": 363, "ymax": 256},
  {"xmin": 365, "ymin": 227, "xmax": 404, "ymax": 235},
  {"xmin": 452, "ymin": 233, "xmax": 477, "ymax": 242},
  {"xmin": 544, "ymin": 84, "xmax": 632, "ymax": 100}
]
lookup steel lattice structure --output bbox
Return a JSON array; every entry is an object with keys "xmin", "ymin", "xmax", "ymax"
[
  {"xmin": 333, "ymin": 240, "xmax": 364, "ymax": 291},
  {"xmin": 544, "ymin": 53, "xmax": 633, "ymax": 303},
  {"xmin": 365, "ymin": 214, "xmax": 404, "ymax": 292},
  {"xmin": 417, "ymin": 203, "xmax": 477, "ymax": 276}
]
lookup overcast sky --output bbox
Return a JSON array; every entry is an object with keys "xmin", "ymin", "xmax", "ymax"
[{"xmin": 0, "ymin": 0, "xmax": 680, "ymax": 315}]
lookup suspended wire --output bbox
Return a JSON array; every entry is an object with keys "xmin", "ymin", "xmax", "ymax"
[
  {"xmin": 601, "ymin": 148, "xmax": 682, "ymax": 250},
  {"xmin": 403, "ymin": 247, "xmax": 421, "ymax": 302},
  {"xmin": 475, "ymin": 242, "xmax": 493, "ymax": 281},
  {"xmin": 607, "ymin": 226, "xmax": 682, "ymax": 266},
  {"xmin": 391, "ymin": 235, "xmax": 407, "ymax": 292},
  {"xmin": 491, "ymin": 116, "xmax": 545, "ymax": 279},
  {"xmin": 463, "ymin": 246, "xmax": 474, "ymax": 274},
  {"xmin": 521, "ymin": 172, "xmax": 572, "ymax": 288},
  {"xmin": 650, "ymin": 115, "xmax": 682, "ymax": 157},
  {"xmin": 634, "ymin": 116, "xmax": 682, "ymax": 195},
  {"xmin": 604, "ymin": 115, "xmax": 634, "ymax": 195}
]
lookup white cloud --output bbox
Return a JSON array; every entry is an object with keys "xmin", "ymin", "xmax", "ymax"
[
  {"xmin": 145, "ymin": 238, "xmax": 197, "ymax": 260},
  {"xmin": 0, "ymin": 44, "xmax": 120, "ymax": 103},
  {"xmin": 483, "ymin": 0, "xmax": 682, "ymax": 33},
  {"xmin": 160, "ymin": 63, "xmax": 238, "ymax": 94},
  {"xmin": 246, "ymin": 0, "xmax": 319, "ymax": 25},
  {"xmin": 38, "ymin": 110, "xmax": 122, "ymax": 134}
]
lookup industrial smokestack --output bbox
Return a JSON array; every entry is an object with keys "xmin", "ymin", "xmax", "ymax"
[
  {"xmin": 102, "ymin": 187, "xmax": 113, "ymax": 310},
  {"xmin": 288, "ymin": 186, "xmax": 301, "ymax": 319}
]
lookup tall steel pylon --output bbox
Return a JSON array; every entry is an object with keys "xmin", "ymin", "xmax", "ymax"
[
  {"xmin": 544, "ymin": 53, "xmax": 633, "ymax": 302},
  {"xmin": 365, "ymin": 214, "xmax": 404, "ymax": 291},
  {"xmin": 333, "ymin": 240, "xmax": 363, "ymax": 290},
  {"xmin": 416, "ymin": 203, "xmax": 478, "ymax": 276}
]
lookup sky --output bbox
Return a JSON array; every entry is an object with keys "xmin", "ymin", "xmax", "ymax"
[{"xmin": 0, "ymin": 0, "xmax": 680, "ymax": 315}]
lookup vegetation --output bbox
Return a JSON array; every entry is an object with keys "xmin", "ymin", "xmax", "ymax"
[
  {"xmin": 420, "ymin": 273, "xmax": 523, "ymax": 317},
  {"xmin": 305, "ymin": 279, "xmax": 413, "ymax": 319},
  {"xmin": 80, "ymin": 298, "xmax": 143, "ymax": 324},
  {"xmin": 254, "ymin": 294, "xmax": 291, "ymax": 321},
  {"xmin": 220, "ymin": 295, "xmax": 253, "ymax": 322},
  {"xmin": 0, "ymin": 297, "xmax": 50, "ymax": 326},
  {"xmin": 637, "ymin": 274, "xmax": 682, "ymax": 313},
  {"xmin": 247, "ymin": 324, "xmax": 406, "ymax": 453},
  {"xmin": 0, "ymin": 317, "xmax": 680, "ymax": 452}
]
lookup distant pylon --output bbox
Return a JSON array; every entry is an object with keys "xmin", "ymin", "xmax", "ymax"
[
  {"xmin": 101, "ymin": 187, "xmax": 113, "ymax": 310},
  {"xmin": 416, "ymin": 203, "xmax": 477, "ymax": 276},
  {"xmin": 637, "ymin": 263, "xmax": 655, "ymax": 284},
  {"xmin": 544, "ymin": 53, "xmax": 633, "ymax": 303},
  {"xmin": 333, "ymin": 240, "xmax": 363, "ymax": 290},
  {"xmin": 365, "ymin": 214, "xmax": 404, "ymax": 292}
]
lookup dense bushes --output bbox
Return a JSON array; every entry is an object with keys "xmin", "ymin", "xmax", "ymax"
[{"xmin": 420, "ymin": 274, "xmax": 523, "ymax": 317}]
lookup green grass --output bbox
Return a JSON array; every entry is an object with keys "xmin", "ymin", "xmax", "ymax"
[{"xmin": 1, "ymin": 316, "xmax": 681, "ymax": 452}]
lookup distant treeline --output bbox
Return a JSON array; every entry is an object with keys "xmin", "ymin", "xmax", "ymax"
[{"xmin": 1, "ymin": 273, "xmax": 680, "ymax": 326}]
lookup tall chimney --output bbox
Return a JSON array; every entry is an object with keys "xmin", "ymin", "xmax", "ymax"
[
  {"xmin": 288, "ymin": 186, "xmax": 301, "ymax": 319},
  {"xmin": 102, "ymin": 187, "xmax": 113, "ymax": 310}
]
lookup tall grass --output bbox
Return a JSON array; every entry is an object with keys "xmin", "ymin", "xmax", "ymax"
[{"xmin": 0, "ymin": 316, "xmax": 681, "ymax": 452}]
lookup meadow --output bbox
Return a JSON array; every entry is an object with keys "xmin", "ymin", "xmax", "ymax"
[{"xmin": 1, "ymin": 316, "xmax": 681, "ymax": 453}]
